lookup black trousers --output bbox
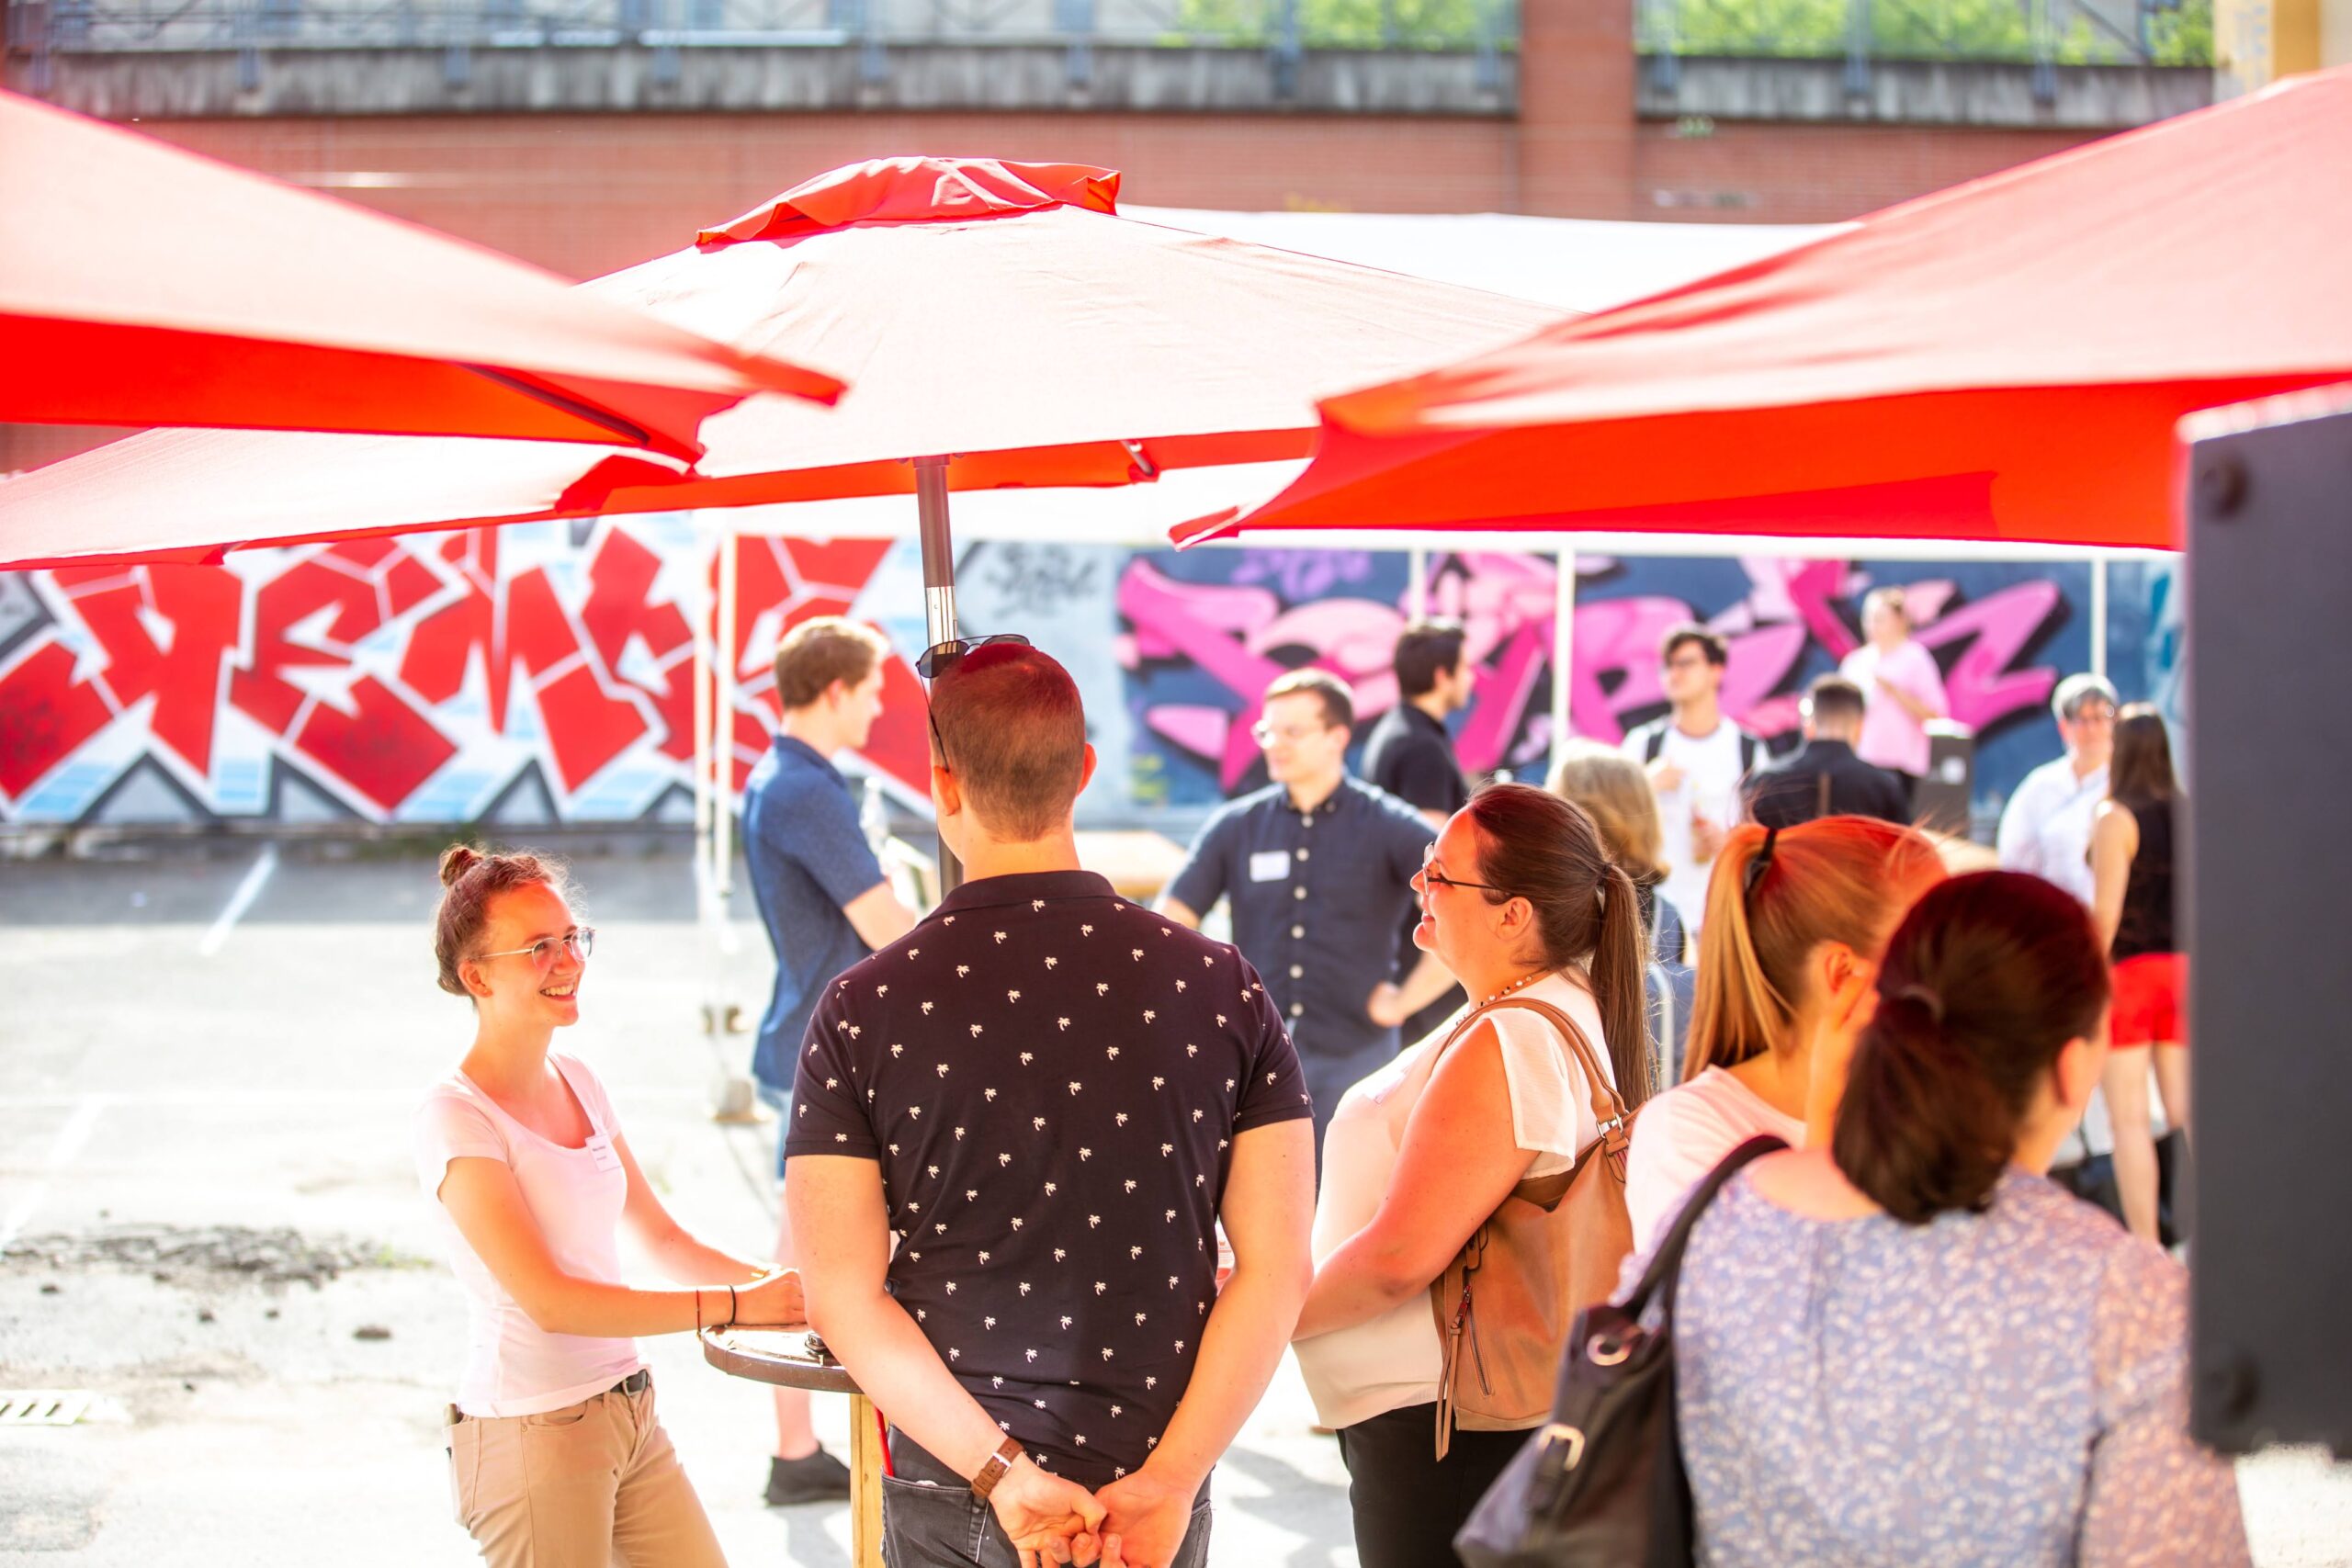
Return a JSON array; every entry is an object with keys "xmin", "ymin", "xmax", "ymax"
[{"xmin": 1335, "ymin": 1403, "xmax": 1531, "ymax": 1568}]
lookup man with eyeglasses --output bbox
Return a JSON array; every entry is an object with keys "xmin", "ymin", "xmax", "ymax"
[
  {"xmin": 1160, "ymin": 669, "xmax": 1454, "ymax": 1149},
  {"xmin": 741, "ymin": 615, "xmax": 922, "ymax": 1506},
  {"xmin": 1996, "ymin": 673, "xmax": 2120, "ymax": 907},
  {"xmin": 1621, "ymin": 625, "xmax": 1762, "ymax": 939}
]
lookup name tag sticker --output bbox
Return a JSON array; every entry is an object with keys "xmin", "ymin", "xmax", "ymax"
[
  {"xmin": 585, "ymin": 1132, "xmax": 622, "ymax": 1173},
  {"xmin": 1249, "ymin": 850, "xmax": 1292, "ymax": 884}
]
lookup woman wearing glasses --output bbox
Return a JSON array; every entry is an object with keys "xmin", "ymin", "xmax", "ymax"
[
  {"xmin": 416, "ymin": 844, "xmax": 803, "ymax": 1566},
  {"xmin": 1622, "ymin": 817, "xmax": 1945, "ymax": 1250},
  {"xmin": 1291, "ymin": 784, "xmax": 1656, "ymax": 1568}
]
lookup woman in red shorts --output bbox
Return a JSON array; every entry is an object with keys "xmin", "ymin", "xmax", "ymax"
[{"xmin": 2089, "ymin": 705, "xmax": 2186, "ymax": 1241}]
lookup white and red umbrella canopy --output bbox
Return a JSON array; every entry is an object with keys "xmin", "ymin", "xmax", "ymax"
[
  {"xmin": 0, "ymin": 90, "xmax": 844, "ymax": 459},
  {"xmin": 0, "ymin": 156, "xmax": 1559, "ymax": 570}
]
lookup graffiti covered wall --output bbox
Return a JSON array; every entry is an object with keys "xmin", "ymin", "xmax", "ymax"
[{"xmin": 0, "ymin": 524, "xmax": 2168, "ymax": 829}]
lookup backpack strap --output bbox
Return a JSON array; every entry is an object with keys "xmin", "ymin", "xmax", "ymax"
[
  {"xmin": 1638, "ymin": 720, "xmax": 1666, "ymax": 765},
  {"xmin": 1626, "ymin": 1134, "xmax": 1787, "ymax": 1322}
]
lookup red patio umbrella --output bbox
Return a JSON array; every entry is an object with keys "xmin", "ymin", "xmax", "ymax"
[
  {"xmin": 0, "ymin": 90, "xmax": 843, "ymax": 458},
  {"xmin": 1172, "ymin": 66, "xmax": 2352, "ymax": 553},
  {"xmin": 0, "ymin": 156, "xmax": 1556, "ymax": 572}
]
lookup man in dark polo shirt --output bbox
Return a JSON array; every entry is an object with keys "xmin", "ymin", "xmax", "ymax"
[
  {"xmin": 741, "ymin": 615, "xmax": 922, "ymax": 1504},
  {"xmin": 1743, "ymin": 674, "xmax": 1914, "ymax": 829},
  {"xmin": 789, "ymin": 639, "xmax": 1314, "ymax": 1568},
  {"xmin": 1359, "ymin": 618, "xmax": 1476, "ymax": 1045},
  {"xmin": 1161, "ymin": 669, "xmax": 1456, "ymax": 1149},
  {"xmin": 1360, "ymin": 618, "xmax": 1475, "ymax": 829}
]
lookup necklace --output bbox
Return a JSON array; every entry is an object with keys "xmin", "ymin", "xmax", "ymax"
[{"xmin": 1482, "ymin": 968, "xmax": 1550, "ymax": 1006}]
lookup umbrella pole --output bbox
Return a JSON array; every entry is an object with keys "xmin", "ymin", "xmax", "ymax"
[
  {"xmin": 2090, "ymin": 555, "xmax": 2109, "ymax": 682},
  {"xmin": 716, "ymin": 521, "xmax": 741, "ymax": 900},
  {"xmin": 1549, "ymin": 547, "xmax": 1577, "ymax": 785},
  {"xmin": 915, "ymin": 456, "xmax": 965, "ymax": 897},
  {"xmin": 694, "ymin": 518, "xmax": 715, "ymax": 887}
]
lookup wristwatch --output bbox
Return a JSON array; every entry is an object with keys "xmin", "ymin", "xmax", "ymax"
[{"xmin": 969, "ymin": 1436, "xmax": 1023, "ymax": 1502}]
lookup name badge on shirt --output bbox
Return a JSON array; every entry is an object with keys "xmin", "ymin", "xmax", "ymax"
[
  {"xmin": 585, "ymin": 1131, "xmax": 622, "ymax": 1174},
  {"xmin": 1248, "ymin": 850, "xmax": 1292, "ymax": 884}
]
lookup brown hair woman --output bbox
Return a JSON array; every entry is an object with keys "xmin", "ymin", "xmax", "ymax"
[
  {"xmin": 2088, "ymin": 704, "xmax": 2187, "ymax": 1240},
  {"xmin": 1644, "ymin": 872, "xmax": 2246, "ymax": 1564},
  {"xmin": 417, "ymin": 846, "xmax": 802, "ymax": 1565},
  {"xmin": 1294, "ymin": 784, "xmax": 1652, "ymax": 1568}
]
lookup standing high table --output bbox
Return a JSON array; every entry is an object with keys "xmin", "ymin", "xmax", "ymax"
[{"xmin": 702, "ymin": 1326, "xmax": 886, "ymax": 1568}]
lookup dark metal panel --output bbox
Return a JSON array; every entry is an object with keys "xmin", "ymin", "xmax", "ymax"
[{"xmin": 2185, "ymin": 393, "xmax": 2352, "ymax": 1457}]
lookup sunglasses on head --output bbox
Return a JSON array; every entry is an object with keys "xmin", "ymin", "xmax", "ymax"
[{"xmin": 915, "ymin": 632, "xmax": 1031, "ymax": 681}]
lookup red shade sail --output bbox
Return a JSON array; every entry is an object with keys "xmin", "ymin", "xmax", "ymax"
[
  {"xmin": 1175, "ymin": 67, "xmax": 2352, "ymax": 552},
  {"xmin": 0, "ymin": 90, "xmax": 843, "ymax": 459},
  {"xmin": 0, "ymin": 156, "xmax": 1557, "ymax": 570}
]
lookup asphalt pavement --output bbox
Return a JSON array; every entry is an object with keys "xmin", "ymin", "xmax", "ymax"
[{"xmin": 1, "ymin": 844, "xmax": 2346, "ymax": 1565}]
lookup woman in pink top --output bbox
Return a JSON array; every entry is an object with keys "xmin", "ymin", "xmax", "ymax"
[{"xmin": 1838, "ymin": 586, "xmax": 1949, "ymax": 791}]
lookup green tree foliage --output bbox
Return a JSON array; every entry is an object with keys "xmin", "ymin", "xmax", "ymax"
[
  {"xmin": 1172, "ymin": 0, "xmax": 1505, "ymax": 48},
  {"xmin": 1641, "ymin": 0, "xmax": 2212, "ymax": 65}
]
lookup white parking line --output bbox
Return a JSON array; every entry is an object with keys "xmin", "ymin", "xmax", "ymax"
[
  {"xmin": 0, "ymin": 1093, "xmax": 107, "ymax": 1252},
  {"xmin": 198, "ymin": 843, "xmax": 279, "ymax": 957}
]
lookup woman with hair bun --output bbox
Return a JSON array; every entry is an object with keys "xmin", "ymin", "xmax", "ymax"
[
  {"xmin": 1623, "ymin": 816, "xmax": 1945, "ymax": 1249},
  {"xmin": 1646, "ymin": 872, "xmax": 2248, "ymax": 1565},
  {"xmin": 416, "ymin": 845, "xmax": 802, "ymax": 1565}
]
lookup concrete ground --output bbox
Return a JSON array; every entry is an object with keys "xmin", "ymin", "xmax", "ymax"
[{"xmin": 2, "ymin": 844, "xmax": 2346, "ymax": 1566}]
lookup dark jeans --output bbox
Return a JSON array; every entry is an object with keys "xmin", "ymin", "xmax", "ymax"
[
  {"xmin": 881, "ymin": 1433, "xmax": 1213, "ymax": 1568},
  {"xmin": 1335, "ymin": 1404, "xmax": 1530, "ymax": 1568}
]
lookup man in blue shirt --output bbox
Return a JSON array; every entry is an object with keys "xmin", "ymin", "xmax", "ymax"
[
  {"xmin": 1161, "ymin": 669, "xmax": 1457, "ymax": 1148},
  {"xmin": 743, "ymin": 615, "xmax": 922, "ymax": 1505}
]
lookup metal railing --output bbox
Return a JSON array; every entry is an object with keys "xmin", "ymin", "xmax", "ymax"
[
  {"xmin": 3, "ymin": 0, "xmax": 1515, "ymax": 51},
  {"xmin": 1636, "ymin": 0, "xmax": 2213, "ymax": 69}
]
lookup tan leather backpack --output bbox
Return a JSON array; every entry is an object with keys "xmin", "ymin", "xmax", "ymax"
[{"xmin": 1428, "ymin": 995, "xmax": 1635, "ymax": 1459}]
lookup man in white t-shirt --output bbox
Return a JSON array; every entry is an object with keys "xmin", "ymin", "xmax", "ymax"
[
  {"xmin": 1996, "ymin": 673, "xmax": 2119, "ymax": 907},
  {"xmin": 1622, "ymin": 625, "xmax": 1761, "ymax": 940}
]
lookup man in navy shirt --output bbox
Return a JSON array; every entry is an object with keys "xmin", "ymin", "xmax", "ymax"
[
  {"xmin": 1359, "ymin": 618, "xmax": 1476, "ymax": 1045},
  {"xmin": 742, "ymin": 615, "xmax": 921, "ymax": 1505},
  {"xmin": 789, "ymin": 639, "xmax": 1314, "ymax": 1568},
  {"xmin": 1161, "ymin": 669, "xmax": 1456, "ymax": 1148},
  {"xmin": 1743, "ymin": 674, "xmax": 1914, "ymax": 829}
]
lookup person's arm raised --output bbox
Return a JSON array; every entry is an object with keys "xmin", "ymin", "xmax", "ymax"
[
  {"xmin": 437, "ymin": 1157, "xmax": 802, "ymax": 1336},
  {"xmin": 789, "ymin": 1154, "xmax": 1107, "ymax": 1568},
  {"xmin": 1292, "ymin": 1020, "xmax": 1529, "ymax": 1340},
  {"xmin": 1095, "ymin": 1117, "xmax": 1314, "ymax": 1568},
  {"xmin": 843, "ymin": 879, "xmax": 921, "ymax": 950}
]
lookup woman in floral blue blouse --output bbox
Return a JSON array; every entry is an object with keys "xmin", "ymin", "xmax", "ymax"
[{"xmin": 1637, "ymin": 871, "xmax": 2248, "ymax": 1566}]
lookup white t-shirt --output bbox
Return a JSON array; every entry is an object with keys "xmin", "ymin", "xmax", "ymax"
[
  {"xmin": 414, "ymin": 1052, "xmax": 643, "ymax": 1417},
  {"xmin": 1623, "ymin": 1066, "xmax": 1805, "ymax": 1253},
  {"xmin": 1296, "ymin": 972, "xmax": 1615, "ymax": 1431},
  {"xmin": 1624, "ymin": 720, "xmax": 1748, "ymax": 936},
  {"xmin": 1996, "ymin": 757, "xmax": 2109, "ymax": 907}
]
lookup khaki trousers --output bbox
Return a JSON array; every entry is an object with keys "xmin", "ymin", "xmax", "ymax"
[{"xmin": 446, "ymin": 1378, "xmax": 727, "ymax": 1567}]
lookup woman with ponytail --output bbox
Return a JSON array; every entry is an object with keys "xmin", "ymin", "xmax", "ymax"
[
  {"xmin": 1294, "ymin": 784, "xmax": 1652, "ymax": 1568},
  {"xmin": 415, "ymin": 845, "xmax": 801, "ymax": 1565},
  {"xmin": 1623, "ymin": 816, "xmax": 1945, "ymax": 1248},
  {"xmin": 1649, "ymin": 872, "xmax": 2248, "ymax": 1564}
]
